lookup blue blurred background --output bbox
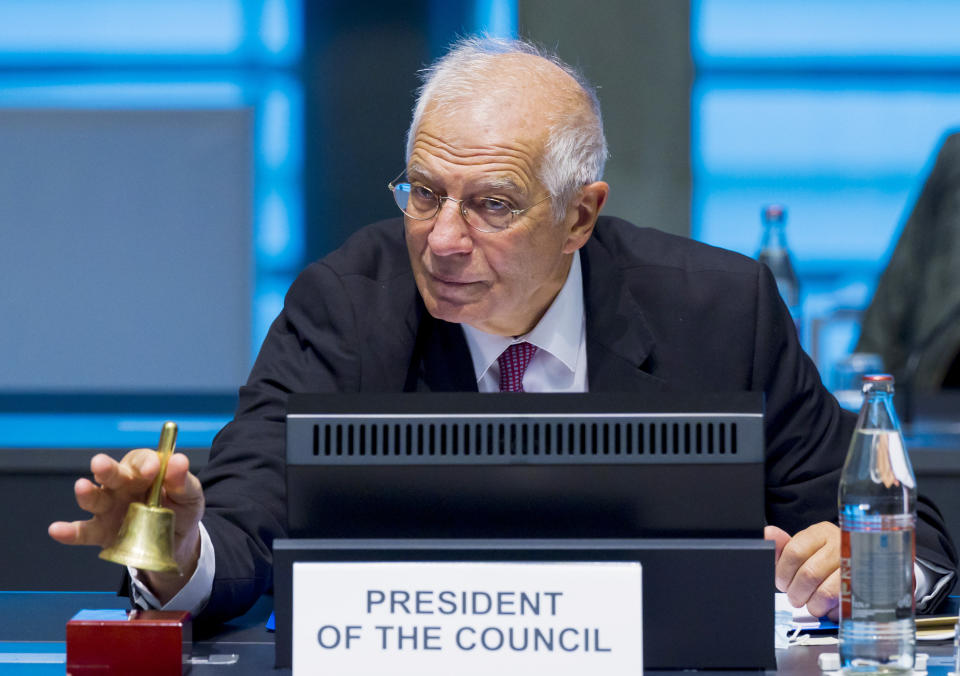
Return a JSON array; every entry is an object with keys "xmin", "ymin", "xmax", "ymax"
[{"xmin": 2, "ymin": 0, "xmax": 958, "ymax": 448}]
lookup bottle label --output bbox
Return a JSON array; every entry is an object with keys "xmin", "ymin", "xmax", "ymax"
[{"xmin": 840, "ymin": 513, "xmax": 916, "ymax": 623}]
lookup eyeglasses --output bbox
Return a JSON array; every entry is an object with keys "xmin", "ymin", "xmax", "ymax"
[{"xmin": 388, "ymin": 171, "xmax": 551, "ymax": 233}]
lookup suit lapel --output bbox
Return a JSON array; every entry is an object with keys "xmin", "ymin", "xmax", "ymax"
[
  {"xmin": 581, "ymin": 236, "xmax": 667, "ymax": 393},
  {"xmin": 404, "ymin": 298, "xmax": 478, "ymax": 392}
]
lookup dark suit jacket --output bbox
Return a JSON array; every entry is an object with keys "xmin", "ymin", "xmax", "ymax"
[{"xmin": 195, "ymin": 216, "xmax": 957, "ymax": 624}]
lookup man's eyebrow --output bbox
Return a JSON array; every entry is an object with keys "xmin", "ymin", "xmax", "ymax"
[
  {"xmin": 406, "ymin": 164, "xmax": 435, "ymax": 183},
  {"xmin": 478, "ymin": 176, "xmax": 525, "ymax": 194},
  {"xmin": 406, "ymin": 165, "xmax": 526, "ymax": 194}
]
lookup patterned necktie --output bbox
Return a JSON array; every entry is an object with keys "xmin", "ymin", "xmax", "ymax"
[{"xmin": 497, "ymin": 342, "xmax": 538, "ymax": 392}]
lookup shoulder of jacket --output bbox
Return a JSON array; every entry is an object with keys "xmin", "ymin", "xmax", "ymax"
[{"xmin": 591, "ymin": 215, "xmax": 760, "ymax": 277}]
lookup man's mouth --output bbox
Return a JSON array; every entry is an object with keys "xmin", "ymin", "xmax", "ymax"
[{"xmin": 428, "ymin": 271, "xmax": 479, "ymax": 286}]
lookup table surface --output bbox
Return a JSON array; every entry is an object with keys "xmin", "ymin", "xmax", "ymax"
[
  {"xmin": 0, "ymin": 592, "xmax": 279, "ymax": 675},
  {"xmin": 1, "ymin": 592, "xmax": 956, "ymax": 675}
]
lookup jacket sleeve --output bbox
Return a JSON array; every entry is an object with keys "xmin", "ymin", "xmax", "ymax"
[
  {"xmin": 753, "ymin": 265, "xmax": 957, "ymax": 611},
  {"xmin": 753, "ymin": 264, "xmax": 853, "ymax": 533},
  {"xmin": 194, "ymin": 261, "xmax": 361, "ymax": 625}
]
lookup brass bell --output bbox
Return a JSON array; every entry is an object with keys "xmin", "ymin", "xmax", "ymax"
[{"xmin": 99, "ymin": 422, "xmax": 182, "ymax": 574}]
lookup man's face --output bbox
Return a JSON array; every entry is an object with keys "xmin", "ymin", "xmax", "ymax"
[{"xmin": 404, "ymin": 104, "xmax": 579, "ymax": 337}]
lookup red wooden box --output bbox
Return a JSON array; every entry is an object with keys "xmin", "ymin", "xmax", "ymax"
[{"xmin": 66, "ymin": 609, "xmax": 191, "ymax": 675}]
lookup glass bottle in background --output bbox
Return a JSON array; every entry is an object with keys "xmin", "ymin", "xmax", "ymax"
[
  {"xmin": 757, "ymin": 204, "xmax": 802, "ymax": 338},
  {"xmin": 954, "ymin": 620, "xmax": 959, "ymax": 676},
  {"xmin": 839, "ymin": 374, "xmax": 916, "ymax": 674}
]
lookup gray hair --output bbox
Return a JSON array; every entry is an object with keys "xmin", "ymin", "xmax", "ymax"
[{"xmin": 405, "ymin": 36, "xmax": 608, "ymax": 221}]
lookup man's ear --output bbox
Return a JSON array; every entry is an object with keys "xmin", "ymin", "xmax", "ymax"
[{"xmin": 561, "ymin": 181, "xmax": 609, "ymax": 254}]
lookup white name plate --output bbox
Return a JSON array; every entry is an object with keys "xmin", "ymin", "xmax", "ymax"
[{"xmin": 292, "ymin": 560, "xmax": 643, "ymax": 676}]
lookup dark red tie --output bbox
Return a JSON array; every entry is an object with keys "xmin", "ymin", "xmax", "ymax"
[{"xmin": 497, "ymin": 342, "xmax": 538, "ymax": 392}]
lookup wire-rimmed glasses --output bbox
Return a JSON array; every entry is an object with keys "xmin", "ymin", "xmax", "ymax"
[{"xmin": 388, "ymin": 171, "xmax": 551, "ymax": 233}]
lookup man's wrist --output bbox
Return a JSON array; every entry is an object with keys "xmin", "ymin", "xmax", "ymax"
[
  {"xmin": 140, "ymin": 528, "xmax": 201, "ymax": 605},
  {"xmin": 129, "ymin": 522, "xmax": 214, "ymax": 616}
]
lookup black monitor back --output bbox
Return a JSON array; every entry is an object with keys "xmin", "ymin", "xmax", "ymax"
[{"xmin": 285, "ymin": 392, "xmax": 765, "ymax": 539}]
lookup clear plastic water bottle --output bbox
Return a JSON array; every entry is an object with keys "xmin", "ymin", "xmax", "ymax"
[
  {"xmin": 839, "ymin": 374, "xmax": 916, "ymax": 673},
  {"xmin": 756, "ymin": 204, "xmax": 802, "ymax": 338}
]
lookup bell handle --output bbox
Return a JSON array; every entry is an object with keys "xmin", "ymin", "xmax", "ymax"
[{"xmin": 147, "ymin": 421, "xmax": 178, "ymax": 508}]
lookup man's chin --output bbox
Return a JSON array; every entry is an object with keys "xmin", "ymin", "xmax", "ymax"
[
  {"xmin": 423, "ymin": 295, "xmax": 521, "ymax": 336},
  {"xmin": 422, "ymin": 295, "xmax": 477, "ymax": 325}
]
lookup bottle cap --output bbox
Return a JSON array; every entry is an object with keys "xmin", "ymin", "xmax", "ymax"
[
  {"xmin": 861, "ymin": 373, "xmax": 894, "ymax": 394},
  {"xmin": 762, "ymin": 204, "xmax": 787, "ymax": 223}
]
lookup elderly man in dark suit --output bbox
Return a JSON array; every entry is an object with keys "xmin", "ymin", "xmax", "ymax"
[{"xmin": 50, "ymin": 36, "xmax": 956, "ymax": 625}]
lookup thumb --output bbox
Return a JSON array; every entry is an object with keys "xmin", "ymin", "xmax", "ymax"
[
  {"xmin": 161, "ymin": 454, "xmax": 204, "ymax": 517},
  {"xmin": 764, "ymin": 525, "xmax": 791, "ymax": 563}
]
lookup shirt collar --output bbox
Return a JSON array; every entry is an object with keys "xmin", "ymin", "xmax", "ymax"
[{"xmin": 461, "ymin": 251, "xmax": 584, "ymax": 383}]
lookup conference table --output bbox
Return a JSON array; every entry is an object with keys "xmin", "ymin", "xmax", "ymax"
[
  {"xmin": 2, "ymin": 591, "xmax": 957, "ymax": 675},
  {"xmin": 2, "ymin": 395, "xmax": 957, "ymax": 674}
]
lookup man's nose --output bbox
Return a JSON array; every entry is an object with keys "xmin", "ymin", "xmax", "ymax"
[{"xmin": 427, "ymin": 198, "xmax": 473, "ymax": 255}]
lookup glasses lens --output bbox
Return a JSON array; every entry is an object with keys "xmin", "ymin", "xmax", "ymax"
[
  {"xmin": 464, "ymin": 196, "xmax": 512, "ymax": 232},
  {"xmin": 392, "ymin": 182, "xmax": 412, "ymax": 211},
  {"xmin": 394, "ymin": 183, "xmax": 439, "ymax": 219}
]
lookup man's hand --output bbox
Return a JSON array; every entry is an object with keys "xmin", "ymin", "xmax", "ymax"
[
  {"xmin": 765, "ymin": 522, "xmax": 841, "ymax": 621},
  {"xmin": 48, "ymin": 449, "xmax": 205, "ymax": 605}
]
